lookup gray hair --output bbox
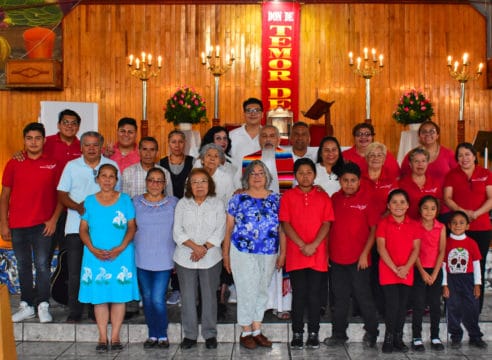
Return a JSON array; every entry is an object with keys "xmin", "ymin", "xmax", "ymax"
[
  {"xmin": 80, "ymin": 131, "xmax": 104, "ymax": 147},
  {"xmin": 260, "ymin": 125, "xmax": 280, "ymax": 138},
  {"xmin": 408, "ymin": 147, "xmax": 430, "ymax": 162},
  {"xmin": 241, "ymin": 160, "xmax": 273, "ymax": 190},
  {"xmin": 199, "ymin": 143, "xmax": 225, "ymax": 163},
  {"xmin": 365, "ymin": 141, "xmax": 387, "ymax": 160}
]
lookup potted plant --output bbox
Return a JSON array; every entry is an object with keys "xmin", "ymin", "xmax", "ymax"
[
  {"xmin": 392, "ymin": 89, "xmax": 434, "ymax": 130},
  {"xmin": 164, "ymin": 86, "xmax": 207, "ymax": 129}
]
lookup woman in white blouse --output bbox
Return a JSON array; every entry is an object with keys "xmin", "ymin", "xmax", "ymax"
[
  {"xmin": 314, "ymin": 136, "xmax": 345, "ymax": 196},
  {"xmin": 173, "ymin": 168, "xmax": 226, "ymax": 350}
]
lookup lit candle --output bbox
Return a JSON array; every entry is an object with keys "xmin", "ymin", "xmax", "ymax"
[
  {"xmin": 372, "ymin": 48, "xmax": 377, "ymax": 61},
  {"xmin": 478, "ymin": 62, "xmax": 483, "ymax": 73},
  {"xmin": 141, "ymin": 52, "xmax": 146, "ymax": 63},
  {"xmin": 363, "ymin": 47, "xmax": 368, "ymax": 60},
  {"xmin": 226, "ymin": 54, "xmax": 230, "ymax": 64},
  {"xmin": 216, "ymin": 45, "xmax": 220, "ymax": 58},
  {"xmin": 447, "ymin": 55, "xmax": 452, "ymax": 66},
  {"xmin": 201, "ymin": 52, "xmax": 206, "ymax": 64},
  {"xmin": 348, "ymin": 52, "xmax": 353, "ymax": 65},
  {"xmin": 231, "ymin": 48, "xmax": 235, "ymax": 60},
  {"xmin": 462, "ymin": 53, "xmax": 468, "ymax": 65},
  {"xmin": 356, "ymin": 57, "xmax": 361, "ymax": 70},
  {"xmin": 135, "ymin": 58, "xmax": 140, "ymax": 70},
  {"xmin": 128, "ymin": 54, "xmax": 133, "ymax": 66},
  {"xmin": 208, "ymin": 46, "xmax": 213, "ymax": 57},
  {"xmin": 453, "ymin": 61, "xmax": 459, "ymax": 73},
  {"xmin": 379, "ymin": 54, "xmax": 384, "ymax": 67},
  {"xmin": 157, "ymin": 56, "xmax": 162, "ymax": 68},
  {"xmin": 147, "ymin": 54, "xmax": 152, "ymax": 65}
]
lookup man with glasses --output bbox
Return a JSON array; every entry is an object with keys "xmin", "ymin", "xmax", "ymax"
[
  {"xmin": 343, "ymin": 123, "xmax": 400, "ymax": 179},
  {"xmin": 57, "ymin": 131, "xmax": 120, "ymax": 322},
  {"xmin": 105, "ymin": 117, "xmax": 140, "ymax": 172}
]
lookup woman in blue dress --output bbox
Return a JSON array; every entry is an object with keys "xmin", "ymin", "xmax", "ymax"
[{"xmin": 78, "ymin": 164, "xmax": 139, "ymax": 351}]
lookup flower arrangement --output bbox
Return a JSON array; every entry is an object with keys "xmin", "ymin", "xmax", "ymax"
[
  {"xmin": 392, "ymin": 89, "xmax": 434, "ymax": 125},
  {"xmin": 164, "ymin": 86, "xmax": 206, "ymax": 125}
]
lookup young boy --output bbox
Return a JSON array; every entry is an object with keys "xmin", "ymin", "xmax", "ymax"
[
  {"xmin": 324, "ymin": 162, "xmax": 379, "ymax": 348},
  {"xmin": 0, "ymin": 123, "xmax": 62, "ymax": 323},
  {"xmin": 443, "ymin": 211, "xmax": 487, "ymax": 349}
]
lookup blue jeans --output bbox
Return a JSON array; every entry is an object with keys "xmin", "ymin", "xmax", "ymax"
[
  {"xmin": 137, "ymin": 268, "xmax": 172, "ymax": 339},
  {"xmin": 11, "ymin": 224, "xmax": 52, "ymax": 306}
]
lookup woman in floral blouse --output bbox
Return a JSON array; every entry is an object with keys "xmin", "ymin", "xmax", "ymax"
[{"xmin": 223, "ymin": 160, "xmax": 285, "ymax": 350}]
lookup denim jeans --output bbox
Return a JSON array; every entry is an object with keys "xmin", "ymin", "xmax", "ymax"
[
  {"xmin": 137, "ymin": 268, "xmax": 172, "ymax": 339},
  {"xmin": 11, "ymin": 224, "xmax": 53, "ymax": 306}
]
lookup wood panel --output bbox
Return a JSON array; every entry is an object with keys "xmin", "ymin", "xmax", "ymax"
[{"xmin": 0, "ymin": 3, "xmax": 490, "ymax": 180}]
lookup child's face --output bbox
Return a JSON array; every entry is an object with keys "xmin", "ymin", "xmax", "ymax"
[
  {"xmin": 420, "ymin": 200, "xmax": 438, "ymax": 222},
  {"xmin": 295, "ymin": 164, "xmax": 315, "ymax": 188},
  {"xmin": 387, "ymin": 194, "xmax": 409, "ymax": 218},
  {"xmin": 340, "ymin": 173, "xmax": 360, "ymax": 195},
  {"xmin": 449, "ymin": 214, "xmax": 469, "ymax": 236}
]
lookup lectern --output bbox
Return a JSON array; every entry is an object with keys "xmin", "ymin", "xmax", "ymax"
[
  {"xmin": 473, "ymin": 130, "xmax": 492, "ymax": 168},
  {"xmin": 302, "ymin": 99, "xmax": 335, "ymax": 142}
]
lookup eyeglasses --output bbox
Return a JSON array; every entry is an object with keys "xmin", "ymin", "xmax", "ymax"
[
  {"xmin": 118, "ymin": 129, "xmax": 136, "ymax": 135},
  {"xmin": 250, "ymin": 172, "xmax": 265, "ymax": 177},
  {"xmin": 147, "ymin": 179, "xmax": 166, "ymax": 185},
  {"xmin": 245, "ymin": 108, "xmax": 262, "ymax": 114},
  {"xmin": 355, "ymin": 132, "xmax": 373, "ymax": 138},
  {"xmin": 420, "ymin": 129, "xmax": 437, "ymax": 135},
  {"xmin": 367, "ymin": 153, "xmax": 385, "ymax": 159},
  {"xmin": 190, "ymin": 179, "xmax": 208, "ymax": 185},
  {"xmin": 61, "ymin": 120, "xmax": 79, "ymax": 127}
]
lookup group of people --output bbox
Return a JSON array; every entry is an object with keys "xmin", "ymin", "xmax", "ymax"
[{"xmin": 1, "ymin": 97, "xmax": 491, "ymax": 353}]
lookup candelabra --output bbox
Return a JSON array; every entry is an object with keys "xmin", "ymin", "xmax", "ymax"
[
  {"xmin": 127, "ymin": 52, "xmax": 162, "ymax": 137},
  {"xmin": 447, "ymin": 53, "xmax": 483, "ymax": 143},
  {"xmin": 348, "ymin": 48, "xmax": 384, "ymax": 123},
  {"xmin": 201, "ymin": 46, "xmax": 235, "ymax": 126}
]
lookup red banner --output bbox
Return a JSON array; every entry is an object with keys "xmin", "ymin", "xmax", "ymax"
[{"xmin": 261, "ymin": 1, "xmax": 300, "ymax": 122}]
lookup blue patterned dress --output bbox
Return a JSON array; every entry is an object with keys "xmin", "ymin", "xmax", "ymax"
[{"xmin": 78, "ymin": 193, "xmax": 140, "ymax": 304}]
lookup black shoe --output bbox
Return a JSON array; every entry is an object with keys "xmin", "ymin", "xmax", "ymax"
[
  {"xmin": 382, "ymin": 333, "xmax": 393, "ymax": 354},
  {"xmin": 205, "ymin": 337, "xmax": 217, "ymax": 349},
  {"xmin": 393, "ymin": 333, "xmax": 408, "ymax": 353},
  {"xmin": 143, "ymin": 338, "xmax": 157, "ymax": 349},
  {"xmin": 362, "ymin": 332, "xmax": 377, "ymax": 348},
  {"xmin": 95, "ymin": 342, "xmax": 108, "ymax": 352},
  {"xmin": 430, "ymin": 338, "xmax": 444, "ymax": 351},
  {"xmin": 469, "ymin": 338, "xmax": 488, "ymax": 349},
  {"xmin": 323, "ymin": 336, "xmax": 347, "ymax": 346},
  {"xmin": 306, "ymin": 332, "xmax": 320, "ymax": 349},
  {"xmin": 450, "ymin": 339, "xmax": 462, "ymax": 349},
  {"xmin": 290, "ymin": 333, "xmax": 303, "ymax": 350},
  {"xmin": 180, "ymin": 338, "xmax": 197, "ymax": 349},
  {"xmin": 411, "ymin": 338, "xmax": 425, "ymax": 352},
  {"xmin": 158, "ymin": 338, "xmax": 170, "ymax": 348},
  {"xmin": 110, "ymin": 341, "xmax": 124, "ymax": 351},
  {"xmin": 66, "ymin": 315, "xmax": 81, "ymax": 323}
]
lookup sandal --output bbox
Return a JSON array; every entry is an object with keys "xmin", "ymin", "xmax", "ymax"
[
  {"xmin": 96, "ymin": 341, "xmax": 108, "ymax": 352},
  {"xmin": 111, "ymin": 341, "xmax": 123, "ymax": 350}
]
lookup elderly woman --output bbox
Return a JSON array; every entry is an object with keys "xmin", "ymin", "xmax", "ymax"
[
  {"xmin": 173, "ymin": 168, "xmax": 226, "ymax": 350},
  {"xmin": 223, "ymin": 160, "xmax": 285, "ymax": 350},
  {"xmin": 78, "ymin": 164, "xmax": 139, "ymax": 352},
  {"xmin": 133, "ymin": 168, "xmax": 178, "ymax": 349},
  {"xmin": 199, "ymin": 126, "xmax": 237, "ymax": 177},
  {"xmin": 343, "ymin": 123, "xmax": 400, "ymax": 179},
  {"xmin": 443, "ymin": 142, "xmax": 492, "ymax": 311},
  {"xmin": 398, "ymin": 148, "xmax": 442, "ymax": 220},
  {"xmin": 314, "ymin": 136, "xmax": 345, "ymax": 196},
  {"xmin": 199, "ymin": 143, "xmax": 235, "ymax": 207}
]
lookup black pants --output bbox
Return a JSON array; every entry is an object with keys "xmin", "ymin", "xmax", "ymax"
[
  {"xmin": 446, "ymin": 273, "xmax": 483, "ymax": 342},
  {"xmin": 466, "ymin": 230, "xmax": 491, "ymax": 312},
  {"xmin": 289, "ymin": 268, "xmax": 325, "ymax": 334},
  {"xmin": 382, "ymin": 284, "xmax": 410, "ymax": 335},
  {"xmin": 330, "ymin": 262, "xmax": 378, "ymax": 339},
  {"xmin": 49, "ymin": 211, "xmax": 67, "ymax": 263},
  {"xmin": 65, "ymin": 233, "xmax": 84, "ymax": 317},
  {"xmin": 412, "ymin": 267, "xmax": 443, "ymax": 339}
]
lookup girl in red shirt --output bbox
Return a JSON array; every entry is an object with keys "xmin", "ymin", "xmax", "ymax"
[{"xmin": 376, "ymin": 189, "xmax": 420, "ymax": 354}]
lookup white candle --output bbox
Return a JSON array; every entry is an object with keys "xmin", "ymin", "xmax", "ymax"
[
  {"xmin": 157, "ymin": 56, "xmax": 162, "ymax": 68},
  {"xmin": 216, "ymin": 45, "xmax": 220, "ymax": 58},
  {"xmin": 454, "ymin": 61, "xmax": 459, "ymax": 72},
  {"xmin": 147, "ymin": 54, "xmax": 152, "ymax": 65},
  {"xmin": 226, "ymin": 54, "xmax": 230, "ymax": 64},
  {"xmin": 356, "ymin": 57, "xmax": 361, "ymax": 70},
  {"xmin": 201, "ymin": 52, "xmax": 206, "ymax": 64},
  {"xmin": 462, "ymin": 53, "xmax": 468, "ymax": 65},
  {"xmin": 141, "ymin": 52, "xmax": 146, "ymax": 63},
  {"xmin": 447, "ymin": 55, "xmax": 452, "ymax": 66},
  {"xmin": 128, "ymin": 54, "xmax": 133, "ymax": 66},
  {"xmin": 363, "ymin": 47, "xmax": 368, "ymax": 60},
  {"xmin": 231, "ymin": 48, "xmax": 235, "ymax": 60},
  {"xmin": 348, "ymin": 52, "xmax": 353, "ymax": 65},
  {"xmin": 478, "ymin": 62, "xmax": 483, "ymax": 73},
  {"xmin": 135, "ymin": 58, "xmax": 140, "ymax": 70},
  {"xmin": 372, "ymin": 48, "xmax": 377, "ymax": 61},
  {"xmin": 379, "ymin": 54, "xmax": 384, "ymax": 67}
]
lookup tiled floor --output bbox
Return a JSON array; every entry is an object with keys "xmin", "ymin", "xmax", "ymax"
[{"xmin": 13, "ymin": 340, "xmax": 492, "ymax": 359}]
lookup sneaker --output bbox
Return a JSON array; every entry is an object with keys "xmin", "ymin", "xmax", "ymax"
[
  {"xmin": 37, "ymin": 302, "xmax": 53, "ymax": 323},
  {"xmin": 411, "ymin": 338, "xmax": 425, "ymax": 352},
  {"xmin": 290, "ymin": 333, "xmax": 303, "ymax": 350},
  {"xmin": 166, "ymin": 290, "xmax": 181, "ymax": 305},
  {"xmin": 469, "ymin": 338, "xmax": 488, "ymax": 349},
  {"xmin": 12, "ymin": 301, "xmax": 35, "ymax": 322},
  {"xmin": 306, "ymin": 332, "xmax": 320, "ymax": 349},
  {"xmin": 228, "ymin": 284, "xmax": 237, "ymax": 303},
  {"xmin": 430, "ymin": 338, "xmax": 444, "ymax": 351}
]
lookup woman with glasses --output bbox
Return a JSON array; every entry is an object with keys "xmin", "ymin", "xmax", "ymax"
[
  {"xmin": 133, "ymin": 168, "xmax": 178, "ymax": 349},
  {"xmin": 173, "ymin": 168, "xmax": 226, "ymax": 350},
  {"xmin": 343, "ymin": 123, "xmax": 400, "ymax": 179},
  {"xmin": 222, "ymin": 160, "xmax": 284, "ymax": 350}
]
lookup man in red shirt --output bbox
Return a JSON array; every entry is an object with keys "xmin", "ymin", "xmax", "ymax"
[
  {"xmin": 104, "ymin": 117, "xmax": 140, "ymax": 172},
  {"xmin": 1, "ymin": 123, "xmax": 62, "ymax": 323}
]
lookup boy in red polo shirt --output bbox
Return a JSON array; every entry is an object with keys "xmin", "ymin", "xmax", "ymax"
[
  {"xmin": 1, "ymin": 123, "xmax": 62, "ymax": 323},
  {"xmin": 324, "ymin": 162, "xmax": 379, "ymax": 348}
]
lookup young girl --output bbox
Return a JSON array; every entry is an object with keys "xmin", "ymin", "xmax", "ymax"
[
  {"xmin": 443, "ymin": 211, "xmax": 487, "ymax": 349},
  {"xmin": 279, "ymin": 158, "xmax": 334, "ymax": 350},
  {"xmin": 376, "ymin": 189, "xmax": 421, "ymax": 354},
  {"xmin": 411, "ymin": 196, "xmax": 446, "ymax": 351}
]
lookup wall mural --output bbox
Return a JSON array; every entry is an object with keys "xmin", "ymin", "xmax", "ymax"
[{"xmin": 0, "ymin": 0, "xmax": 79, "ymax": 88}]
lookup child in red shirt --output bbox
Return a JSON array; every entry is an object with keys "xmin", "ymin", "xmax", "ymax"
[
  {"xmin": 280, "ymin": 158, "xmax": 334, "ymax": 350},
  {"xmin": 411, "ymin": 195, "xmax": 446, "ymax": 351},
  {"xmin": 376, "ymin": 189, "xmax": 420, "ymax": 354},
  {"xmin": 443, "ymin": 211, "xmax": 487, "ymax": 349}
]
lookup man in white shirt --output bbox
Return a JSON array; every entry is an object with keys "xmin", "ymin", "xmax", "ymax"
[{"xmin": 288, "ymin": 121, "xmax": 318, "ymax": 162}]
